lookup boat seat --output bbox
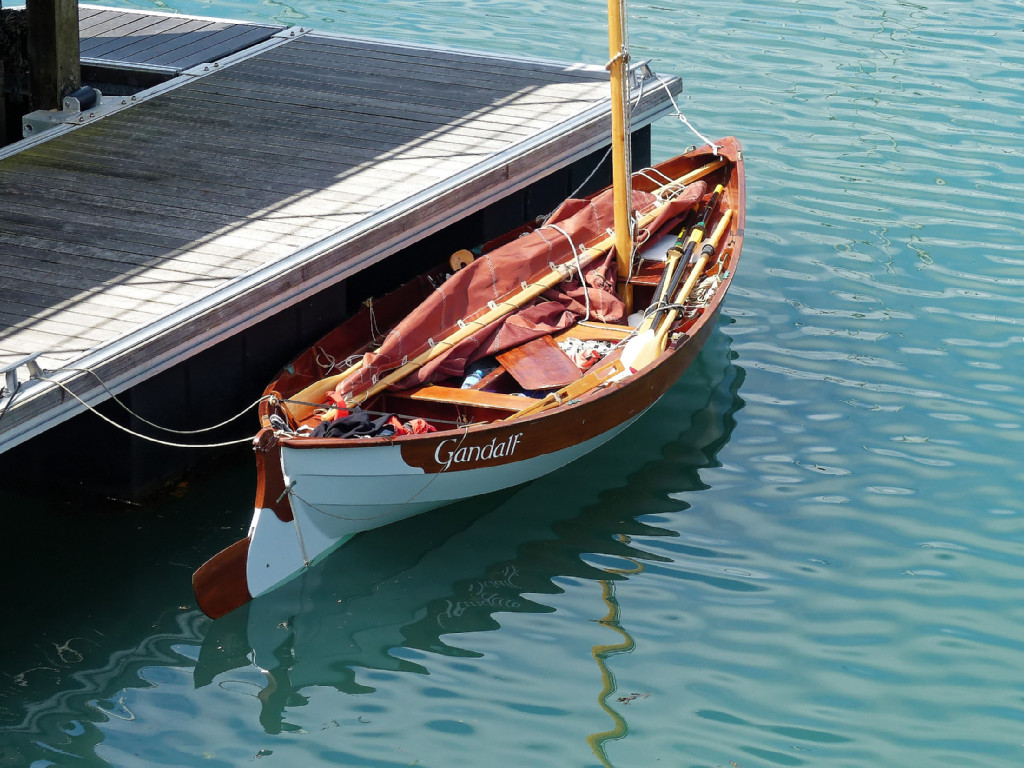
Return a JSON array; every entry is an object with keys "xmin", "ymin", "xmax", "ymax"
[
  {"xmin": 390, "ymin": 385, "xmax": 542, "ymax": 411},
  {"xmin": 627, "ymin": 260, "xmax": 665, "ymax": 287},
  {"xmin": 552, "ymin": 322, "xmax": 632, "ymax": 343}
]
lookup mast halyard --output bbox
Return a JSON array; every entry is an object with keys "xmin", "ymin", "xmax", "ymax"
[{"xmin": 607, "ymin": 0, "xmax": 634, "ymax": 310}]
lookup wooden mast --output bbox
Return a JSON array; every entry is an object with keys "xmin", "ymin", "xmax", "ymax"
[{"xmin": 607, "ymin": 0, "xmax": 633, "ymax": 310}]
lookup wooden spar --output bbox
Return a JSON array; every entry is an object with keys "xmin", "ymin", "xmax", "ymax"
[
  {"xmin": 607, "ymin": 0, "xmax": 634, "ymax": 310},
  {"xmin": 287, "ymin": 159, "xmax": 727, "ymax": 413}
]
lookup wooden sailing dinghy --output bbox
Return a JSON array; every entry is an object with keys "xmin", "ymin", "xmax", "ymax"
[
  {"xmin": 193, "ymin": 137, "xmax": 745, "ymax": 618},
  {"xmin": 193, "ymin": 0, "xmax": 743, "ymax": 618}
]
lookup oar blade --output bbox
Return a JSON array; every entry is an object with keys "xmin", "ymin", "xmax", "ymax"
[
  {"xmin": 618, "ymin": 327, "xmax": 658, "ymax": 373},
  {"xmin": 193, "ymin": 537, "xmax": 253, "ymax": 619}
]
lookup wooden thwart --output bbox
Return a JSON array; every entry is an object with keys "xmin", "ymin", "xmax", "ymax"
[
  {"xmin": 391, "ymin": 385, "xmax": 541, "ymax": 411},
  {"xmin": 552, "ymin": 322, "xmax": 632, "ymax": 343}
]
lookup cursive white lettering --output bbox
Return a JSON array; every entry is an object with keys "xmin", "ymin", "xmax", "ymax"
[{"xmin": 432, "ymin": 432, "xmax": 525, "ymax": 470}]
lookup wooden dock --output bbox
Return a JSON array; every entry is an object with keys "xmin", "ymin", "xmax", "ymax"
[{"xmin": 0, "ymin": 6, "xmax": 681, "ymax": 473}]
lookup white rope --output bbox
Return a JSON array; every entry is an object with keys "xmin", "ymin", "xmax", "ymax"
[
  {"xmin": 564, "ymin": 146, "xmax": 613, "ymax": 205},
  {"xmin": 0, "ymin": 380, "xmax": 21, "ymax": 425},
  {"xmin": 652, "ymin": 75, "xmax": 721, "ymax": 156},
  {"xmin": 37, "ymin": 375, "xmax": 257, "ymax": 448},
  {"xmin": 367, "ymin": 298, "xmax": 383, "ymax": 342},
  {"xmin": 547, "ymin": 223, "xmax": 592, "ymax": 322},
  {"xmin": 49, "ymin": 366, "xmax": 267, "ymax": 435}
]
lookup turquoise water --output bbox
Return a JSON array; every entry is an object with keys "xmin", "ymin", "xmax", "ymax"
[{"xmin": 3, "ymin": 0, "xmax": 1024, "ymax": 765}]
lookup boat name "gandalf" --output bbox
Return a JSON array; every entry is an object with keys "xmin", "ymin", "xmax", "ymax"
[{"xmin": 433, "ymin": 432, "xmax": 524, "ymax": 470}]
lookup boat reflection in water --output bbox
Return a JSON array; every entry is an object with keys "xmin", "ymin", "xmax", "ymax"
[{"xmin": 194, "ymin": 328, "xmax": 745, "ymax": 737}]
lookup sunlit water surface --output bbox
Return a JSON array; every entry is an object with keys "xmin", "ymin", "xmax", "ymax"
[{"xmin": 2, "ymin": 0, "xmax": 1023, "ymax": 766}]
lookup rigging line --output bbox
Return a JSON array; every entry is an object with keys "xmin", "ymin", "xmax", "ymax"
[
  {"xmin": 37, "ymin": 375, "xmax": 256, "ymax": 449},
  {"xmin": 46, "ymin": 366, "xmax": 269, "ymax": 435},
  {"xmin": 565, "ymin": 145, "xmax": 613, "ymax": 204},
  {"xmin": 547, "ymin": 223, "xmax": 593, "ymax": 322},
  {"xmin": 652, "ymin": 74, "xmax": 721, "ymax": 155},
  {"xmin": 561, "ymin": 67, "xmax": 652, "ymax": 208},
  {"xmin": 0, "ymin": 380, "xmax": 21, "ymax": 426}
]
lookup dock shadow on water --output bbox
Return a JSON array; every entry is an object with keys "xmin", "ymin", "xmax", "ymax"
[{"xmin": 0, "ymin": 327, "xmax": 743, "ymax": 766}]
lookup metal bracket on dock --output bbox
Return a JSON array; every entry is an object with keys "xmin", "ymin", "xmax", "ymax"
[
  {"xmin": 631, "ymin": 59, "xmax": 657, "ymax": 87},
  {"xmin": 1, "ymin": 353, "xmax": 44, "ymax": 398},
  {"xmin": 22, "ymin": 86, "xmax": 114, "ymax": 139}
]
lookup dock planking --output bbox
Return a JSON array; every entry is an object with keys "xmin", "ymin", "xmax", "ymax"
[
  {"xmin": 78, "ymin": 4, "xmax": 283, "ymax": 72},
  {"xmin": 0, "ymin": 8, "xmax": 681, "ymax": 458}
]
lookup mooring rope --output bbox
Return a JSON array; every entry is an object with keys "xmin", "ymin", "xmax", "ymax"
[
  {"xmin": 652, "ymin": 74, "xmax": 721, "ymax": 155},
  {"xmin": 37, "ymin": 374, "xmax": 258, "ymax": 449},
  {"xmin": 0, "ymin": 380, "xmax": 21, "ymax": 426},
  {"xmin": 47, "ymin": 366, "xmax": 269, "ymax": 435}
]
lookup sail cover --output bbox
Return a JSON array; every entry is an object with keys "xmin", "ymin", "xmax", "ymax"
[{"xmin": 338, "ymin": 181, "xmax": 706, "ymax": 397}]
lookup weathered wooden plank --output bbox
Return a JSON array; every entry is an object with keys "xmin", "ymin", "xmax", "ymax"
[
  {"xmin": 0, "ymin": 244, "xmax": 237, "ymax": 296},
  {"xmin": 15, "ymin": 138, "xmax": 456, "ymax": 208},
  {"xmin": 145, "ymin": 25, "xmax": 276, "ymax": 69},
  {"xmin": 248, "ymin": 44, "xmax": 606, "ymax": 100},
  {"xmin": 0, "ymin": 305, "xmax": 142, "ymax": 338},
  {"xmin": 108, "ymin": 109, "xmax": 503, "ymax": 172},
  {"xmin": 127, "ymin": 21, "xmax": 238, "ymax": 58},
  {"xmin": 2, "ymin": 162, "xmax": 394, "ymax": 229},
  {"xmin": 0, "ymin": 321, "xmax": 119, "ymax": 351},
  {"xmin": 0, "ymin": 197, "xmax": 305, "ymax": 260},
  {"xmin": 78, "ymin": 8, "xmax": 279, "ymax": 70},
  {"xmin": 0, "ymin": 328, "xmax": 96, "ymax": 360},
  {"xmin": 77, "ymin": 7, "xmax": 111, "ymax": 33},
  {"xmin": 0, "ymin": 220, "xmax": 277, "ymax": 272},
  {"xmin": 81, "ymin": 17, "xmax": 194, "ymax": 59},
  {"xmin": 2, "ymin": 174, "xmax": 346, "ymax": 243},
  {"xmin": 94, "ymin": 17, "xmax": 218, "ymax": 54},
  {"xmin": 78, "ymin": 9, "xmax": 156, "ymax": 38},
  {"xmin": 293, "ymin": 34, "xmax": 607, "ymax": 84},
  {"xmin": 262, "ymin": 38, "xmax": 607, "ymax": 93},
  {"xmin": 7, "ymin": 146, "xmax": 424, "ymax": 217},
  {"xmin": 106, "ymin": 21, "xmax": 223, "ymax": 63},
  {"xmin": 2, "ymin": 282, "xmax": 174, "ymax": 317},
  {"xmin": 0, "ymin": 224, "xmax": 249, "ymax": 277},
  {"xmin": 124, "ymin": 89, "xmax": 537, "ymax": 152},
  {"xmin": 63, "ymin": 102, "xmax": 478, "ymax": 176},
  {"xmin": 198, "ymin": 66, "xmax": 601, "ymax": 125},
  {"xmin": 0, "ymin": 255, "xmax": 202, "ymax": 306}
]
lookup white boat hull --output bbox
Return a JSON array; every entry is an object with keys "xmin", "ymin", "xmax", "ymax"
[{"xmin": 245, "ymin": 415, "xmax": 640, "ymax": 597}]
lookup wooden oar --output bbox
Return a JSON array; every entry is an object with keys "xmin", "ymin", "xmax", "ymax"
[
  {"xmin": 620, "ymin": 225, "xmax": 702, "ymax": 373},
  {"xmin": 505, "ymin": 359, "xmax": 624, "ymax": 420},
  {"xmin": 631, "ymin": 183, "xmax": 722, "ymax": 340},
  {"xmin": 650, "ymin": 183, "xmax": 722, "ymax": 309},
  {"xmin": 619, "ymin": 208, "xmax": 734, "ymax": 374}
]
